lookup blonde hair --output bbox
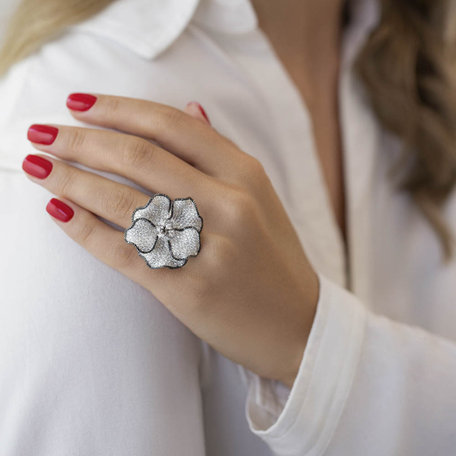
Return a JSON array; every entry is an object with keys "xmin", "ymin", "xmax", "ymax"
[
  {"xmin": 1, "ymin": 0, "xmax": 456, "ymax": 262},
  {"xmin": 0, "ymin": 0, "xmax": 113, "ymax": 75}
]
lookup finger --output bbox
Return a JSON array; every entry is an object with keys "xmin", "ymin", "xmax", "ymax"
[
  {"xmin": 22, "ymin": 153, "xmax": 210, "ymax": 240},
  {"xmin": 45, "ymin": 196, "xmax": 220, "ymax": 312},
  {"xmin": 65, "ymin": 93, "xmax": 247, "ymax": 178},
  {"xmin": 185, "ymin": 101, "xmax": 211, "ymax": 125},
  {"xmin": 44, "ymin": 197, "xmax": 186, "ymax": 298},
  {"xmin": 27, "ymin": 124, "xmax": 218, "ymax": 199},
  {"xmin": 22, "ymin": 153, "xmax": 152, "ymax": 228}
]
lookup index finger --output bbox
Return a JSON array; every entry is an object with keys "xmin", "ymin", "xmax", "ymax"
[{"xmin": 66, "ymin": 93, "xmax": 246, "ymax": 178}]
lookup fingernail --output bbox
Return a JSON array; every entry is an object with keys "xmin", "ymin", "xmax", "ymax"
[
  {"xmin": 66, "ymin": 93, "xmax": 97, "ymax": 111},
  {"xmin": 189, "ymin": 101, "xmax": 211, "ymax": 125},
  {"xmin": 27, "ymin": 124, "xmax": 58, "ymax": 145},
  {"xmin": 46, "ymin": 198, "xmax": 74, "ymax": 222},
  {"xmin": 22, "ymin": 154, "xmax": 53, "ymax": 179}
]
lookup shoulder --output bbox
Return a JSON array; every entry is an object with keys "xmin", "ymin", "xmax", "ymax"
[
  {"xmin": 0, "ymin": 0, "xmax": 204, "ymax": 171},
  {"xmin": 69, "ymin": 0, "xmax": 200, "ymax": 60}
]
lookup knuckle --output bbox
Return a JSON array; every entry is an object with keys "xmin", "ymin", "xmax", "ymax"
[
  {"xmin": 245, "ymin": 155, "xmax": 266, "ymax": 178},
  {"xmin": 123, "ymin": 138, "xmax": 153, "ymax": 169},
  {"xmin": 159, "ymin": 106, "xmax": 186, "ymax": 130},
  {"xmin": 225, "ymin": 188, "xmax": 257, "ymax": 227},
  {"xmin": 102, "ymin": 96, "xmax": 122, "ymax": 118},
  {"xmin": 74, "ymin": 217, "xmax": 97, "ymax": 247},
  {"xmin": 65, "ymin": 128, "xmax": 87, "ymax": 151},
  {"xmin": 234, "ymin": 154, "xmax": 267, "ymax": 189},
  {"xmin": 101, "ymin": 187, "xmax": 136, "ymax": 220},
  {"xmin": 56, "ymin": 166, "xmax": 76, "ymax": 196}
]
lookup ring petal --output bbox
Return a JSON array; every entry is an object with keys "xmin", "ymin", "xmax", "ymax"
[
  {"xmin": 133, "ymin": 194, "xmax": 172, "ymax": 226},
  {"xmin": 141, "ymin": 236, "xmax": 186, "ymax": 268},
  {"xmin": 169, "ymin": 227, "xmax": 200, "ymax": 260},
  {"xmin": 125, "ymin": 218, "xmax": 158, "ymax": 253},
  {"xmin": 171, "ymin": 198, "xmax": 203, "ymax": 231}
]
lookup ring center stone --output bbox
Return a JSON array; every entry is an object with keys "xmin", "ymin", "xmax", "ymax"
[{"xmin": 157, "ymin": 221, "xmax": 175, "ymax": 238}]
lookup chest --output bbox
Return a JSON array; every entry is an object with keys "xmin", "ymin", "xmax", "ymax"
[
  {"xmin": 304, "ymin": 93, "xmax": 348, "ymax": 248},
  {"xmin": 181, "ymin": 21, "xmax": 456, "ymax": 339},
  {"xmin": 251, "ymin": 31, "xmax": 348, "ymax": 251},
  {"xmin": 280, "ymin": 67, "xmax": 349, "ymax": 252}
]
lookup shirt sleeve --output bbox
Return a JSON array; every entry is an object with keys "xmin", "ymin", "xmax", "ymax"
[{"xmin": 238, "ymin": 271, "xmax": 456, "ymax": 455}]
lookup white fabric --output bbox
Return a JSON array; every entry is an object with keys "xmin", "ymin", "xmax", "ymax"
[{"xmin": 1, "ymin": 0, "xmax": 456, "ymax": 454}]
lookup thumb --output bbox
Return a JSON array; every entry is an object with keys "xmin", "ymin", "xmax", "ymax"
[{"xmin": 185, "ymin": 101, "xmax": 211, "ymax": 126}]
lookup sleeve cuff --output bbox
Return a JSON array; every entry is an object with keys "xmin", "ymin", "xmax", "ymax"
[{"xmin": 238, "ymin": 271, "xmax": 367, "ymax": 456}]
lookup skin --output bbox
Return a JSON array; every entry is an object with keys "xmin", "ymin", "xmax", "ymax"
[
  {"xmin": 251, "ymin": 0, "xmax": 347, "ymax": 244},
  {"xmin": 23, "ymin": 1, "xmax": 345, "ymax": 388}
]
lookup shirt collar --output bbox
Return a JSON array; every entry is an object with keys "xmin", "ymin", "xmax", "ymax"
[
  {"xmin": 191, "ymin": 0, "xmax": 258, "ymax": 34},
  {"xmin": 70, "ymin": 0, "xmax": 201, "ymax": 59},
  {"xmin": 71, "ymin": 0, "xmax": 379, "ymax": 60}
]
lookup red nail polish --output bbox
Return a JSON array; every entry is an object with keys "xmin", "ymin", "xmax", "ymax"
[
  {"xmin": 27, "ymin": 124, "xmax": 58, "ymax": 145},
  {"xmin": 22, "ymin": 154, "xmax": 53, "ymax": 179},
  {"xmin": 189, "ymin": 101, "xmax": 211, "ymax": 125},
  {"xmin": 66, "ymin": 93, "xmax": 97, "ymax": 111},
  {"xmin": 46, "ymin": 198, "xmax": 74, "ymax": 222},
  {"xmin": 198, "ymin": 105, "xmax": 210, "ymax": 124}
]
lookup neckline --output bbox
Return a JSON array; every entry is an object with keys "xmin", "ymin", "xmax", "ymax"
[
  {"xmin": 244, "ymin": 26, "xmax": 351, "ymax": 288},
  {"xmin": 191, "ymin": 0, "xmax": 381, "ymax": 289}
]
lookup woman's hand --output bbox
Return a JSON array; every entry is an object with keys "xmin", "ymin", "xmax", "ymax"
[{"xmin": 22, "ymin": 93, "xmax": 319, "ymax": 388}]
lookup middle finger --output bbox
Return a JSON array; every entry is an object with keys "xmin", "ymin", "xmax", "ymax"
[{"xmin": 27, "ymin": 124, "xmax": 215, "ymax": 200}]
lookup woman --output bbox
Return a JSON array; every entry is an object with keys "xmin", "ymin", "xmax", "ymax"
[{"xmin": 0, "ymin": 0, "xmax": 455, "ymax": 454}]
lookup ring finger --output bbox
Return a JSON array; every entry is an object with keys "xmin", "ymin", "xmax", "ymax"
[{"xmin": 21, "ymin": 153, "xmax": 209, "ymax": 231}]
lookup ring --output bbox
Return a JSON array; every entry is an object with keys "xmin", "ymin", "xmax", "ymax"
[{"xmin": 124, "ymin": 193, "xmax": 203, "ymax": 269}]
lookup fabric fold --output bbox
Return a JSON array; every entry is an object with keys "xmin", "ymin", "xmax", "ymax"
[{"xmin": 240, "ymin": 272, "xmax": 367, "ymax": 455}]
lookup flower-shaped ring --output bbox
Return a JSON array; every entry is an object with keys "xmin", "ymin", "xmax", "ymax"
[{"xmin": 124, "ymin": 193, "xmax": 203, "ymax": 269}]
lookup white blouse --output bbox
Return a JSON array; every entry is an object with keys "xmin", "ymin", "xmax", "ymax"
[{"xmin": 0, "ymin": 0, "xmax": 455, "ymax": 454}]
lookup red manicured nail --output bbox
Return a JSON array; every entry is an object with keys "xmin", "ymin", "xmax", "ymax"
[
  {"xmin": 189, "ymin": 101, "xmax": 211, "ymax": 125},
  {"xmin": 22, "ymin": 154, "xmax": 53, "ymax": 179},
  {"xmin": 198, "ymin": 105, "xmax": 210, "ymax": 124},
  {"xmin": 46, "ymin": 198, "xmax": 74, "ymax": 222},
  {"xmin": 66, "ymin": 93, "xmax": 97, "ymax": 111},
  {"xmin": 27, "ymin": 124, "xmax": 58, "ymax": 145}
]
